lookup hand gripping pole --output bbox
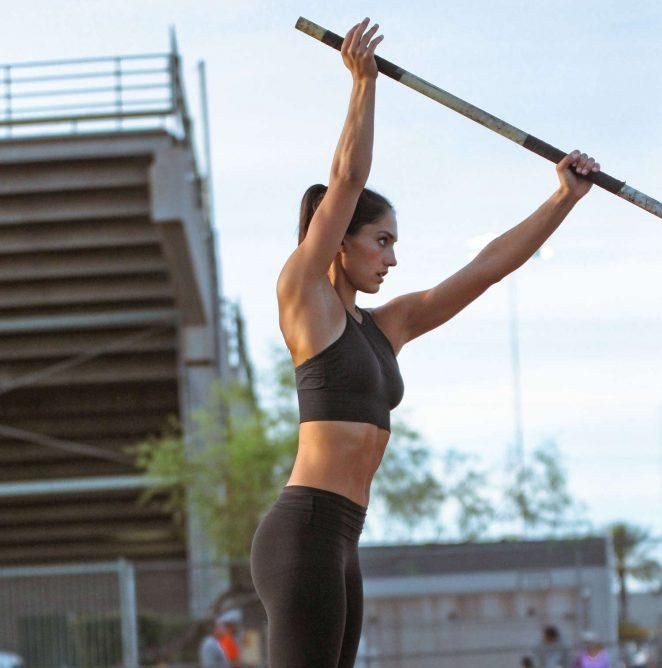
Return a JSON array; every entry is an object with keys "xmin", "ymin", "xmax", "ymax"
[{"xmin": 296, "ymin": 17, "xmax": 662, "ymax": 220}]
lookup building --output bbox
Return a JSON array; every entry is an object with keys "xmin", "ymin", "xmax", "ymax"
[
  {"xmin": 356, "ymin": 537, "xmax": 618, "ymax": 668},
  {"xmin": 0, "ymin": 34, "xmax": 240, "ymax": 668},
  {"xmin": 629, "ymin": 590, "xmax": 662, "ymax": 635}
]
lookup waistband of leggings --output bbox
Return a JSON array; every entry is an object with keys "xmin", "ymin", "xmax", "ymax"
[
  {"xmin": 279, "ymin": 485, "xmax": 366, "ymax": 540},
  {"xmin": 279, "ymin": 484, "xmax": 367, "ymax": 516}
]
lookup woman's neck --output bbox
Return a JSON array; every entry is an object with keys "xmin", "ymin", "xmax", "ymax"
[{"xmin": 328, "ymin": 264, "xmax": 358, "ymax": 313}]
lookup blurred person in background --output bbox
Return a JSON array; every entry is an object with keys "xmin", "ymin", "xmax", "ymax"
[
  {"xmin": 199, "ymin": 612, "xmax": 241, "ymax": 668},
  {"xmin": 571, "ymin": 631, "xmax": 610, "ymax": 668},
  {"xmin": 215, "ymin": 610, "xmax": 242, "ymax": 668},
  {"xmin": 533, "ymin": 625, "xmax": 570, "ymax": 668}
]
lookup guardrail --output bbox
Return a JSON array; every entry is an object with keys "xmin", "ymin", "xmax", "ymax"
[{"xmin": 0, "ymin": 31, "xmax": 193, "ymax": 144}]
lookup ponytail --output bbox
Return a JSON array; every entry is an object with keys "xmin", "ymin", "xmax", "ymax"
[
  {"xmin": 298, "ymin": 184, "xmax": 328, "ymax": 245},
  {"xmin": 297, "ymin": 184, "xmax": 392, "ymax": 246}
]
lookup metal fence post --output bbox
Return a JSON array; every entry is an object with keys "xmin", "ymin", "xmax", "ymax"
[
  {"xmin": 118, "ymin": 558, "xmax": 139, "ymax": 668},
  {"xmin": 3, "ymin": 65, "xmax": 11, "ymax": 137}
]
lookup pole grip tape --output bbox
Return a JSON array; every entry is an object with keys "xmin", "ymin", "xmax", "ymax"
[
  {"xmin": 298, "ymin": 17, "xmax": 629, "ymax": 198},
  {"xmin": 300, "ymin": 19, "xmax": 406, "ymax": 81},
  {"xmin": 524, "ymin": 135, "xmax": 625, "ymax": 194}
]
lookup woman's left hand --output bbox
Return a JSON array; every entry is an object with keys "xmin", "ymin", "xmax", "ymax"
[{"xmin": 556, "ymin": 150, "xmax": 600, "ymax": 201}]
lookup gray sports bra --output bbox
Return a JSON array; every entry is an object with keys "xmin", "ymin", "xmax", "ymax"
[{"xmin": 294, "ymin": 306, "xmax": 404, "ymax": 432}]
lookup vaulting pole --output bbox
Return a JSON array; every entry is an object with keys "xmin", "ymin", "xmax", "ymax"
[{"xmin": 295, "ymin": 17, "xmax": 662, "ymax": 220}]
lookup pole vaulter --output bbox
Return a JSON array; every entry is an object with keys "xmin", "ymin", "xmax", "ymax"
[{"xmin": 296, "ymin": 17, "xmax": 662, "ymax": 221}]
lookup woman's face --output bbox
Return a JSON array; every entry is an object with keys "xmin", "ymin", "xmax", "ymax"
[
  {"xmin": 586, "ymin": 642, "xmax": 601, "ymax": 656},
  {"xmin": 340, "ymin": 208, "xmax": 398, "ymax": 293}
]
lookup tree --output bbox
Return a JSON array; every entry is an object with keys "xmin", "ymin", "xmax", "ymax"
[
  {"xmin": 501, "ymin": 438, "xmax": 590, "ymax": 537},
  {"xmin": 368, "ymin": 437, "xmax": 496, "ymax": 543},
  {"xmin": 135, "ymin": 341, "xmax": 500, "ymax": 569},
  {"xmin": 134, "ymin": 374, "xmax": 296, "ymax": 567},
  {"xmin": 368, "ymin": 420, "xmax": 446, "ymax": 541},
  {"xmin": 610, "ymin": 522, "xmax": 662, "ymax": 628},
  {"xmin": 440, "ymin": 448, "xmax": 497, "ymax": 540}
]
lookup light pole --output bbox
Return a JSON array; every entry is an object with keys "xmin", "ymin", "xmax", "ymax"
[
  {"xmin": 466, "ymin": 237, "xmax": 554, "ymax": 484},
  {"xmin": 508, "ymin": 274, "xmax": 525, "ymax": 476}
]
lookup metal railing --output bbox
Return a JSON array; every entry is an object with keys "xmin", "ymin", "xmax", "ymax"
[
  {"xmin": 2, "ymin": 557, "xmax": 658, "ymax": 668},
  {"xmin": 0, "ymin": 560, "xmax": 139, "ymax": 668},
  {"xmin": 0, "ymin": 32, "xmax": 193, "ymax": 144}
]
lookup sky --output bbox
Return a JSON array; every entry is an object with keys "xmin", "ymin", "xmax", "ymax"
[{"xmin": 3, "ymin": 1, "xmax": 660, "ymax": 548}]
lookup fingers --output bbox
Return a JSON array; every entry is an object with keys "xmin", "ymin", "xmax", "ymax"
[
  {"xmin": 344, "ymin": 21, "xmax": 360, "ymax": 42},
  {"xmin": 573, "ymin": 153, "xmax": 595, "ymax": 176},
  {"xmin": 559, "ymin": 149, "xmax": 600, "ymax": 175},
  {"xmin": 343, "ymin": 18, "xmax": 382, "ymax": 54},
  {"xmin": 351, "ymin": 17, "xmax": 369, "ymax": 50},
  {"xmin": 341, "ymin": 18, "xmax": 383, "ymax": 78},
  {"xmin": 342, "ymin": 20, "xmax": 364, "ymax": 53},
  {"xmin": 360, "ymin": 22, "xmax": 379, "ymax": 49},
  {"xmin": 367, "ymin": 34, "xmax": 385, "ymax": 55}
]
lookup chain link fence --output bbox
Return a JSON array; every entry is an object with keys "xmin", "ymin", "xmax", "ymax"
[{"xmin": 1, "ymin": 558, "xmax": 658, "ymax": 667}]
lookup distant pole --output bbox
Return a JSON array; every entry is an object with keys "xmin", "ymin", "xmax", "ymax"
[
  {"xmin": 507, "ymin": 248, "xmax": 548, "ymax": 535},
  {"xmin": 509, "ymin": 276, "xmax": 525, "ymax": 475},
  {"xmin": 197, "ymin": 61, "xmax": 215, "ymax": 224},
  {"xmin": 508, "ymin": 275, "xmax": 529, "ymax": 538},
  {"xmin": 197, "ymin": 60, "xmax": 228, "ymax": 380},
  {"xmin": 295, "ymin": 16, "xmax": 662, "ymax": 221},
  {"xmin": 658, "ymin": 405, "xmax": 662, "ymax": 526}
]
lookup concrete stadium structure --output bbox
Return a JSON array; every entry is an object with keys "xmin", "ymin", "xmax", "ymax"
[{"xmin": 0, "ymin": 38, "xmax": 231, "ymax": 620}]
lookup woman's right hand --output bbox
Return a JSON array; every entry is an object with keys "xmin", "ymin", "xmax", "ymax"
[{"xmin": 341, "ymin": 18, "xmax": 383, "ymax": 80}]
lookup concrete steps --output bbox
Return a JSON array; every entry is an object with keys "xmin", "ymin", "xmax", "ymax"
[
  {"xmin": 0, "ymin": 275, "xmax": 173, "ymax": 309},
  {"xmin": 0, "ymin": 186, "xmax": 150, "ymax": 223},
  {"xmin": 0, "ymin": 217, "xmax": 159, "ymax": 254},
  {"xmin": 0, "ymin": 328, "xmax": 177, "ymax": 361},
  {"xmin": 0, "ymin": 156, "xmax": 150, "ymax": 195},
  {"xmin": 0, "ymin": 130, "xmax": 218, "ymax": 565}
]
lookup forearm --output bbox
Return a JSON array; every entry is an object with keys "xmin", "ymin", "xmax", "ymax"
[
  {"xmin": 477, "ymin": 189, "xmax": 579, "ymax": 282},
  {"xmin": 329, "ymin": 78, "xmax": 375, "ymax": 185}
]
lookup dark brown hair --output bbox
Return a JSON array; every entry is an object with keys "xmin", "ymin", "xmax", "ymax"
[{"xmin": 297, "ymin": 184, "xmax": 393, "ymax": 245}]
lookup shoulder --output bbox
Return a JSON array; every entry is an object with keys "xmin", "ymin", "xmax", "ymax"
[{"xmin": 363, "ymin": 299, "xmax": 408, "ymax": 356}]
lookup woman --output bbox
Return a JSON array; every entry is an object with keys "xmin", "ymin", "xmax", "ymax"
[
  {"xmin": 571, "ymin": 632, "xmax": 611, "ymax": 668},
  {"xmin": 250, "ymin": 18, "xmax": 599, "ymax": 668}
]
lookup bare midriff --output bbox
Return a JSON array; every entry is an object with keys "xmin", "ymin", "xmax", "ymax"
[{"xmin": 285, "ymin": 420, "xmax": 390, "ymax": 508}]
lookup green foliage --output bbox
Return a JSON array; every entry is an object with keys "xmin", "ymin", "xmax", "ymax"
[
  {"xmin": 610, "ymin": 521, "xmax": 662, "ymax": 627},
  {"xmin": 502, "ymin": 438, "xmax": 590, "ymax": 536},
  {"xmin": 132, "ymin": 416, "xmax": 189, "ymax": 533},
  {"xmin": 371, "ymin": 421, "xmax": 447, "ymax": 533},
  {"xmin": 611, "ymin": 522, "xmax": 654, "ymax": 570},
  {"xmin": 134, "ymin": 339, "xmax": 591, "ymax": 560},
  {"xmin": 441, "ymin": 449, "xmax": 496, "ymax": 540},
  {"xmin": 134, "ymin": 375, "xmax": 298, "ymax": 561}
]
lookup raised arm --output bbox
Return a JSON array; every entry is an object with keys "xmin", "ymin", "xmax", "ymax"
[
  {"xmin": 279, "ymin": 18, "xmax": 384, "ymax": 287},
  {"xmin": 473, "ymin": 150, "xmax": 599, "ymax": 281},
  {"xmin": 384, "ymin": 150, "xmax": 600, "ymax": 348}
]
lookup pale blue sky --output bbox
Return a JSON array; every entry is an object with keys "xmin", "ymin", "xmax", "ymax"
[{"xmin": 3, "ymin": 1, "xmax": 660, "ymax": 543}]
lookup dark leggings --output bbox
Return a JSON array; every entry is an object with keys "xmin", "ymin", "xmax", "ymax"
[{"xmin": 250, "ymin": 484, "xmax": 367, "ymax": 667}]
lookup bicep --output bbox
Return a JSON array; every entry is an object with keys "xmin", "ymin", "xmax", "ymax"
[
  {"xmin": 283, "ymin": 179, "xmax": 363, "ymax": 284},
  {"xmin": 398, "ymin": 258, "xmax": 496, "ymax": 345}
]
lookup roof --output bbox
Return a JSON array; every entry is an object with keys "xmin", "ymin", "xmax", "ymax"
[{"xmin": 359, "ymin": 537, "xmax": 609, "ymax": 578}]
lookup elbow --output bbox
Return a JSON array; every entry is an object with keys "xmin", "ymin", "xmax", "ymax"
[
  {"xmin": 485, "ymin": 262, "xmax": 505, "ymax": 285},
  {"xmin": 329, "ymin": 169, "xmax": 366, "ymax": 189},
  {"xmin": 473, "ymin": 252, "xmax": 503, "ymax": 286},
  {"xmin": 329, "ymin": 157, "xmax": 368, "ymax": 187}
]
